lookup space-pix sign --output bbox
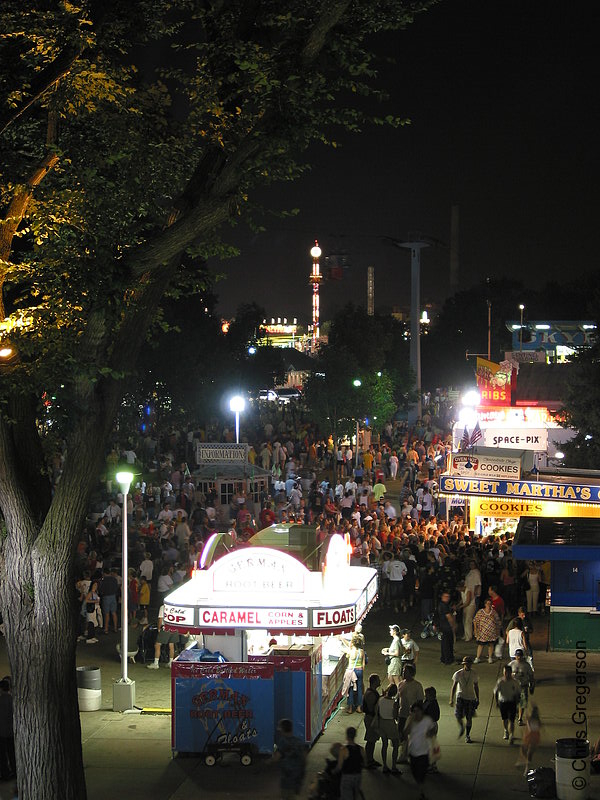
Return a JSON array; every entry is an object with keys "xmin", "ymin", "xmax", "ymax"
[{"xmin": 483, "ymin": 428, "xmax": 548, "ymax": 450}]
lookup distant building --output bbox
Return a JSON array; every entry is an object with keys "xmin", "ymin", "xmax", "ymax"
[{"xmin": 505, "ymin": 320, "xmax": 596, "ymax": 363}]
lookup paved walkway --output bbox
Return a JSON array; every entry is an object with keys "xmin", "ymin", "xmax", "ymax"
[{"xmin": 3, "ymin": 609, "xmax": 598, "ymax": 800}]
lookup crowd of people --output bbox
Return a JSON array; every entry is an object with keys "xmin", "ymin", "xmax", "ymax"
[{"xmin": 64, "ymin": 403, "xmax": 560, "ymax": 800}]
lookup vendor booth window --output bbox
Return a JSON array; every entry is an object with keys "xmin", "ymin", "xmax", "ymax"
[
  {"xmin": 196, "ymin": 480, "xmax": 215, "ymax": 500},
  {"xmin": 220, "ymin": 482, "xmax": 236, "ymax": 505}
]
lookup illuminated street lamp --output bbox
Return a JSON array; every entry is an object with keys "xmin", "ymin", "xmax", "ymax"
[
  {"xmin": 519, "ymin": 304, "xmax": 525, "ymax": 351},
  {"xmin": 230, "ymin": 395, "xmax": 245, "ymax": 444},
  {"xmin": 352, "ymin": 379, "xmax": 362, "ymax": 467},
  {"xmin": 0, "ymin": 344, "xmax": 18, "ymax": 365},
  {"xmin": 310, "ymin": 241, "xmax": 322, "ymax": 352},
  {"xmin": 113, "ymin": 469, "xmax": 135, "ymax": 712}
]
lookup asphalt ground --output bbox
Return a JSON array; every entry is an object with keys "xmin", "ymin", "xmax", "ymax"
[{"xmin": 2, "ymin": 602, "xmax": 600, "ymax": 800}]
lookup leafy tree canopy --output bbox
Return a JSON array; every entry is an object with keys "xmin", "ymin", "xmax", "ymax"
[
  {"xmin": 0, "ymin": 4, "xmax": 436, "ymax": 796},
  {"xmin": 304, "ymin": 303, "xmax": 412, "ymax": 435}
]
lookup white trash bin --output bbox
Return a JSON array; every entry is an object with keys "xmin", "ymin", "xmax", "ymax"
[
  {"xmin": 556, "ymin": 738, "xmax": 590, "ymax": 800},
  {"xmin": 77, "ymin": 666, "xmax": 102, "ymax": 711}
]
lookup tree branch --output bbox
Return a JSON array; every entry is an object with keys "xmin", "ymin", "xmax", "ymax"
[
  {"xmin": 0, "ymin": 414, "xmax": 39, "ymax": 546},
  {"xmin": 0, "ymin": 110, "xmax": 60, "ymax": 319},
  {"xmin": 300, "ymin": 0, "xmax": 353, "ymax": 67},
  {"xmin": 0, "ymin": 44, "xmax": 83, "ymax": 136}
]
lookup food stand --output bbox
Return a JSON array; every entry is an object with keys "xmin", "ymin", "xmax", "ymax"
[{"xmin": 164, "ymin": 534, "xmax": 378, "ymax": 761}]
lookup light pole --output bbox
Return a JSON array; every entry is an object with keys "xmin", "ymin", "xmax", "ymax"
[
  {"xmin": 230, "ymin": 395, "xmax": 245, "ymax": 443},
  {"xmin": 353, "ymin": 379, "xmax": 362, "ymax": 468},
  {"xmin": 113, "ymin": 469, "xmax": 135, "ymax": 712},
  {"xmin": 310, "ymin": 241, "xmax": 322, "ymax": 352},
  {"xmin": 519, "ymin": 304, "xmax": 525, "ymax": 351}
]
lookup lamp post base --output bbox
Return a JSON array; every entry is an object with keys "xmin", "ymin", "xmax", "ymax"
[{"xmin": 113, "ymin": 678, "xmax": 136, "ymax": 712}]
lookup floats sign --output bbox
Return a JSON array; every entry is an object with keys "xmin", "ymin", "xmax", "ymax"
[
  {"xmin": 312, "ymin": 605, "xmax": 356, "ymax": 629},
  {"xmin": 440, "ymin": 476, "xmax": 600, "ymax": 504}
]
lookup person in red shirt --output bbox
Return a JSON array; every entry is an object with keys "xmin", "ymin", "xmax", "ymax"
[
  {"xmin": 259, "ymin": 502, "xmax": 276, "ymax": 530},
  {"xmin": 488, "ymin": 585, "xmax": 505, "ymax": 622}
]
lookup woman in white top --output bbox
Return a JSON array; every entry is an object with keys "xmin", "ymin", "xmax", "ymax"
[
  {"xmin": 523, "ymin": 562, "xmax": 541, "ymax": 614},
  {"xmin": 506, "ymin": 618, "xmax": 527, "ymax": 658},
  {"xmin": 457, "ymin": 580, "xmax": 475, "ymax": 642},
  {"xmin": 375, "ymin": 684, "xmax": 400, "ymax": 773},
  {"xmin": 381, "ymin": 625, "xmax": 403, "ymax": 686}
]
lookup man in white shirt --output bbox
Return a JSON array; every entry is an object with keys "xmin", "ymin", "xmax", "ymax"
[
  {"xmin": 139, "ymin": 553, "xmax": 154, "ymax": 581},
  {"xmin": 146, "ymin": 604, "xmax": 179, "ymax": 669},
  {"xmin": 289, "ymin": 484, "xmax": 302, "ymax": 511},
  {"xmin": 450, "ymin": 656, "xmax": 480, "ymax": 743},
  {"xmin": 389, "ymin": 555, "xmax": 407, "ymax": 614},
  {"xmin": 157, "ymin": 504, "xmax": 174, "ymax": 524},
  {"xmin": 344, "ymin": 478, "xmax": 358, "ymax": 498},
  {"xmin": 344, "ymin": 447, "xmax": 353, "ymax": 475},
  {"xmin": 421, "ymin": 488, "xmax": 434, "ymax": 520},
  {"xmin": 103, "ymin": 499, "xmax": 121, "ymax": 524}
]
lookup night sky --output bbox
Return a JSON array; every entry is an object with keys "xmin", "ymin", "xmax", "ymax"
[{"xmin": 214, "ymin": 1, "xmax": 597, "ymax": 322}]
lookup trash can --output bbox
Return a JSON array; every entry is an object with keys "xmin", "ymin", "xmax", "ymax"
[
  {"xmin": 77, "ymin": 666, "xmax": 102, "ymax": 711},
  {"xmin": 556, "ymin": 738, "xmax": 590, "ymax": 800}
]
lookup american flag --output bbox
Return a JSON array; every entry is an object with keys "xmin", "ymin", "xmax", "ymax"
[
  {"xmin": 461, "ymin": 426, "xmax": 470, "ymax": 450},
  {"xmin": 470, "ymin": 421, "xmax": 483, "ymax": 447}
]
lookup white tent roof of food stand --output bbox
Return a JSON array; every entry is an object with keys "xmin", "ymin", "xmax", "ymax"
[{"xmin": 163, "ymin": 535, "xmax": 378, "ymax": 636}]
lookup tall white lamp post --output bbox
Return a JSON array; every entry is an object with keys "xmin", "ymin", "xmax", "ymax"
[
  {"xmin": 230, "ymin": 395, "xmax": 245, "ymax": 444},
  {"xmin": 519, "ymin": 304, "xmax": 525, "ymax": 351},
  {"xmin": 113, "ymin": 469, "xmax": 135, "ymax": 712},
  {"xmin": 352, "ymin": 379, "xmax": 362, "ymax": 468}
]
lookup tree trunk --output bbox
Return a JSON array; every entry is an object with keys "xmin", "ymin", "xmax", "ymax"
[{"xmin": 1, "ymin": 525, "xmax": 86, "ymax": 800}]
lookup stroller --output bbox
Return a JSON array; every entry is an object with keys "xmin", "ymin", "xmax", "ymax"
[
  {"xmin": 421, "ymin": 613, "xmax": 442, "ymax": 640},
  {"xmin": 307, "ymin": 758, "xmax": 340, "ymax": 800},
  {"xmin": 308, "ymin": 755, "xmax": 365, "ymax": 800}
]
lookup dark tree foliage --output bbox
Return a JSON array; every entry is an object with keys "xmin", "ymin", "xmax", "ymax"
[{"xmin": 0, "ymin": 4, "xmax": 435, "ymax": 796}]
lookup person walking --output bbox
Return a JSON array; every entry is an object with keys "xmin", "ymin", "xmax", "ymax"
[
  {"xmin": 523, "ymin": 562, "xmax": 542, "ymax": 614},
  {"xmin": 273, "ymin": 718, "xmax": 306, "ymax": 800},
  {"xmin": 493, "ymin": 664, "xmax": 521, "ymax": 743},
  {"xmin": 404, "ymin": 701, "xmax": 436, "ymax": 800},
  {"xmin": 457, "ymin": 579, "xmax": 475, "ymax": 642},
  {"xmin": 449, "ymin": 656, "xmax": 479, "ymax": 743},
  {"xmin": 82, "ymin": 580, "xmax": 100, "ymax": 644},
  {"xmin": 337, "ymin": 726, "xmax": 365, "ymax": 800},
  {"xmin": 506, "ymin": 618, "xmax": 527, "ymax": 660},
  {"xmin": 515, "ymin": 703, "xmax": 542, "ymax": 775},
  {"xmin": 509, "ymin": 649, "xmax": 535, "ymax": 725},
  {"xmin": 473, "ymin": 598, "xmax": 501, "ymax": 664},
  {"xmin": 99, "ymin": 568, "xmax": 120, "ymax": 635},
  {"xmin": 397, "ymin": 664, "xmax": 424, "ymax": 763},
  {"xmin": 438, "ymin": 590, "xmax": 456, "ymax": 665},
  {"xmin": 362, "ymin": 674, "xmax": 381, "ymax": 769},
  {"xmin": 376, "ymin": 684, "xmax": 401, "ymax": 774},
  {"xmin": 382, "ymin": 625, "xmax": 403, "ymax": 687},
  {"xmin": 400, "ymin": 628, "xmax": 420, "ymax": 671},
  {"xmin": 345, "ymin": 635, "xmax": 366, "ymax": 713}
]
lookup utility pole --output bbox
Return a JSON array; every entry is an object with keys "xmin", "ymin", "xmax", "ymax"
[{"xmin": 367, "ymin": 265, "xmax": 374, "ymax": 316}]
